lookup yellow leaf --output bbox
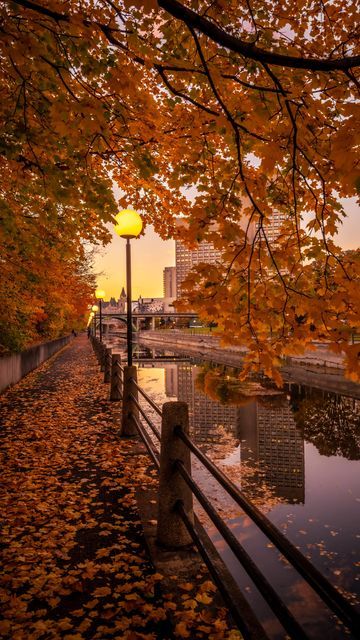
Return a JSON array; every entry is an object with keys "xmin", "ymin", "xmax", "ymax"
[
  {"xmin": 84, "ymin": 599, "xmax": 99, "ymax": 609},
  {"xmin": 58, "ymin": 619, "xmax": 73, "ymax": 631},
  {"xmin": 0, "ymin": 621, "xmax": 11, "ymax": 634},
  {"xmin": 93, "ymin": 586, "xmax": 111, "ymax": 597},
  {"xmin": 174, "ymin": 621, "xmax": 191, "ymax": 638},
  {"xmin": 195, "ymin": 592, "xmax": 213, "ymax": 604},
  {"xmin": 179, "ymin": 582, "xmax": 193, "ymax": 591}
]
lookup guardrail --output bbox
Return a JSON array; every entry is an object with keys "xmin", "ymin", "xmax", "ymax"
[{"xmin": 90, "ymin": 335, "xmax": 359, "ymax": 639}]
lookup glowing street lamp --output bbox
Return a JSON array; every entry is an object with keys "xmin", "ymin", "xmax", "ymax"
[
  {"xmin": 91, "ymin": 305, "xmax": 99, "ymax": 337},
  {"xmin": 95, "ymin": 289, "xmax": 105, "ymax": 342},
  {"xmin": 88, "ymin": 311, "xmax": 95, "ymax": 335},
  {"xmin": 114, "ymin": 209, "xmax": 143, "ymax": 366}
]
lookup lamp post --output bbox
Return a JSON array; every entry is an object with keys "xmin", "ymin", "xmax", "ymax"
[
  {"xmin": 95, "ymin": 289, "xmax": 105, "ymax": 342},
  {"xmin": 91, "ymin": 305, "xmax": 99, "ymax": 337},
  {"xmin": 114, "ymin": 209, "xmax": 143, "ymax": 366},
  {"xmin": 88, "ymin": 311, "xmax": 94, "ymax": 336}
]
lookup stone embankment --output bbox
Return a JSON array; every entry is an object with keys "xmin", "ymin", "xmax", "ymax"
[
  {"xmin": 138, "ymin": 330, "xmax": 360, "ymax": 399},
  {"xmin": 138, "ymin": 330, "xmax": 345, "ymax": 369},
  {"xmin": 139, "ymin": 330, "xmax": 246, "ymax": 364}
]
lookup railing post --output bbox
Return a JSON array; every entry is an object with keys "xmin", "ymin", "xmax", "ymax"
[
  {"xmin": 110, "ymin": 353, "xmax": 122, "ymax": 401},
  {"xmin": 104, "ymin": 347, "xmax": 112, "ymax": 383},
  {"xmin": 99, "ymin": 342, "xmax": 106, "ymax": 371},
  {"xmin": 157, "ymin": 401, "xmax": 194, "ymax": 548},
  {"xmin": 120, "ymin": 366, "xmax": 138, "ymax": 436},
  {"xmin": 93, "ymin": 337, "xmax": 101, "ymax": 362}
]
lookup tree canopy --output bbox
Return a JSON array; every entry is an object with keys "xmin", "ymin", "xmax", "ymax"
[{"xmin": 1, "ymin": 0, "xmax": 359, "ymax": 379}]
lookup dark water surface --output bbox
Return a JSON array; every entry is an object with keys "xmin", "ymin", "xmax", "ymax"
[{"xmin": 116, "ymin": 341, "xmax": 360, "ymax": 638}]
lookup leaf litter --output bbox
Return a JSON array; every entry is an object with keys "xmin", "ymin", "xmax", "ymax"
[{"xmin": 0, "ymin": 336, "xmax": 241, "ymax": 639}]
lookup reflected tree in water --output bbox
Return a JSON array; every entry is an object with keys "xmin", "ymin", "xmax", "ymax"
[
  {"xmin": 195, "ymin": 363, "xmax": 284, "ymax": 407},
  {"xmin": 294, "ymin": 394, "xmax": 360, "ymax": 460}
]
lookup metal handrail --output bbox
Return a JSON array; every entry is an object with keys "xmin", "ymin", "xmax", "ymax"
[
  {"xmin": 130, "ymin": 413, "xmax": 160, "ymax": 470},
  {"xmin": 175, "ymin": 460, "xmax": 308, "ymax": 639},
  {"xmin": 130, "ymin": 379, "xmax": 162, "ymax": 416},
  {"xmin": 129, "ymin": 393, "xmax": 161, "ymax": 441},
  {"xmin": 176, "ymin": 501, "xmax": 270, "ymax": 640},
  {"xmin": 92, "ymin": 335, "xmax": 359, "ymax": 636},
  {"xmin": 174, "ymin": 426, "xmax": 359, "ymax": 634}
]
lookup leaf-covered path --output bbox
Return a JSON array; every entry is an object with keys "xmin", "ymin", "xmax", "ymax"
[{"xmin": 0, "ymin": 336, "xmax": 240, "ymax": 640}]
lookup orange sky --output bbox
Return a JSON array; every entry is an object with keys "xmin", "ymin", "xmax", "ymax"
[
  {"xmin": 93, "ymin": 224, "xmax": 175, "ymax": 301},
  {"xmin": 93, "ymin": 197, "xmax": 359, "ymax": 301}
]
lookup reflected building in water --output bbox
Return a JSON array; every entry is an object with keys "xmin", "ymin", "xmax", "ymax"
[
  {"xmin": 164, "ymin": 364, "xmax": 178, "ymax": 398},
  {"xmin": 165, "ymin": 362, "xmax": 305, "ymax": 503},
  {"xmin": 169, "ymin": 364, "xmax": 238, "ymax": 443},
  {"xmin": 238, "ymin": 401, "xmax": 305, "ymax": 503}
]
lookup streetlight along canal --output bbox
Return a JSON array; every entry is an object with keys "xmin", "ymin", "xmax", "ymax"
[
  {"xmin": 114, "ymin": 208, "xmax": 143, "ymax": 366},
  {"xmin": 113, "ymin": 341, "xmax": 360, "ymax": 640},
  {"xmin": 95, "ymin": 289, "xmax": 105, "ymax": 342}
]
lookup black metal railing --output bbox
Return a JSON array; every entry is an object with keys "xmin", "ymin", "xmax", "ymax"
[
  {"xmin": 128, "ymin": 381, "xmax": 359, "ymax": 638},
  {"xmin": 174, "ymin": 427, "xmax": 358, "ymax": 634},
  {"xmin": 90, "ymin": 336, "xmax": 360, "ymax": 640}
]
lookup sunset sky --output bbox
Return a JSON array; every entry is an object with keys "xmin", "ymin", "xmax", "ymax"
[{"xmin": 93, "ymin": 197, "xmax": 359, "ymax": 301}]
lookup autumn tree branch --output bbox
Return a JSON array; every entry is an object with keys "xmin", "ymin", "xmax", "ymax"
[
  {"xmin": 10, "ymin": 0, "xmax": 360, "ymax": 71},
  {"xmin": 158, "ymin": 0, "xmax": 360, "ymax": 71}
]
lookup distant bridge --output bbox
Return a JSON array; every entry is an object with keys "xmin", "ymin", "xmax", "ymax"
[
  {"xmin": 97, "ymin": 311, "xmax": 198, "ymax": 332},
  {"xmin": 134, "ymin": 355, "xmax": 191, "ymax": 366}
]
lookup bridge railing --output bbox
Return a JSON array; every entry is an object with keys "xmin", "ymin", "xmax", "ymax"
[{"xmin": 89, "ymin": 336, "xmax": 359, "ymax": 640}]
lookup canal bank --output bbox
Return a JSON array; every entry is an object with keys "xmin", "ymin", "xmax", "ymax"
[{"xmin": 138, "ymin": 330, "xmax": 360, "ymax": 399}]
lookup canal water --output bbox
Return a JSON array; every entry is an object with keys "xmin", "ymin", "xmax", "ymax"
[{"xmin": 115, "ymin": 340, "xmax": 360, "ymax": 639}]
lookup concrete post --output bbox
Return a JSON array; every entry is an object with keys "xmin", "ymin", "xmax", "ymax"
[
  {"xmin": 110, "ymin": 353, "xmax": 122, "ymax": 401},
  {"xmin": 120, "ymin": 366, "xmax": 139, "ymax": 437},
  {"xmin": 104, "ymin": 347, "xmax": 112, "ymax": 383},
  {"xmin": 99, "ymin": 342, "xmax": 106, "ymax": 371},
  {"xmin": 156, "ymin": 401, "xmax": 194, "ymax": 548},
  {"xmin": 93, "ymin": 337, "xmax": 101, "ymax": 362}
]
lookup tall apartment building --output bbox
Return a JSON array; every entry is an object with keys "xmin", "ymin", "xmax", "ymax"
[
  {"xmin": 174, "ymin": 208, "xmax": 260, "ymax": 299},
  {"xmin": 163, "ymin": 266, "xmax": 176, "ymax": 298},
  {"xmin": 237, "ymin": 400, "xmax": 304, "ymax": 503},
  {"xmin": 173, "ymin": 206, "xmax": 286, "ymax": 305},
  {"xmin": 258, "ymin": 210, "xmax": 287, "ymax": 244},
  {"xmin": 175, "ymin": 239, "xmax": 222, "ymax": 299}
]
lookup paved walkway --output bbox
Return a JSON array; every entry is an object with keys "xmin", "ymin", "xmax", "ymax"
[{"xmin": 0, "ymin": 336, "xmax": 239, "ymax": 640}]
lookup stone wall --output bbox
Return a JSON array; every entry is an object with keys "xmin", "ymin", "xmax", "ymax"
[{"xmin": 0, "ymin": 335, "xmax": 71, "ymax": 394}]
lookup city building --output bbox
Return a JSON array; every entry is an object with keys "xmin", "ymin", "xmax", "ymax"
[
  {"xmin": 163, "ymin": 266, "xmax": 176, "ymax": 312},
  {"xmin": 163, "ymin": 266, "xmax": 176, "ymax": 298},
  {"xmin": 258, "ymin": 210, "xmax": 287, "ymax": 244},
  {"xmin": 134, "ymin": 296, "xmax": 164, "ymax": 313},
  {"xmin": 102, "ymin": 288, "xmax": 127, "ymax": 313},
  {"xmin": 175, "ymin": 238, "xmax": 222, "ymax": 299},
  {"xmin": 174, "ymin": 208, "xmax": 259, "ymax": 299}
]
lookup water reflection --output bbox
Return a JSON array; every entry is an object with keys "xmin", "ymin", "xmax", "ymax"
[
  {"xmin": 293, "ymin": 389, "xmax": 360, "ymax": 460},
  {"xmin": 130, "ymin": 344, "xmax": 360, "ymax": 637}
]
